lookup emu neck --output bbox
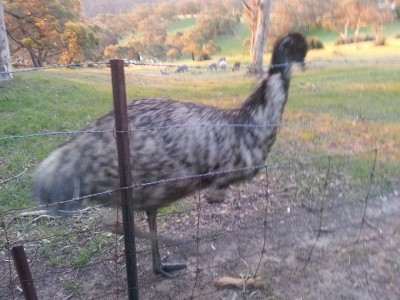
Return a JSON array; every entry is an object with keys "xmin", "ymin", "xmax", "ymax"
[
  {"xmin": 268, "ymin": 53, "xmax": 292, "ymax": 93},
  {"xmin": 242, "ymin": 73, "xmax": 289, "ymax": 124},
  {"xmin": 234, "ymin": 71, "xmax": 290, "ymax": 154}
]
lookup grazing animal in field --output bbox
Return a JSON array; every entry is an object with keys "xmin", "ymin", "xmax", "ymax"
[
  {"xmin": 219, "ymin": 60, "xmax": 227, "ymax": 71},
  {"xmin": 34, "ymin": 32, "xmax": 308, "ymax": 278},
  {"xmin": 207, "ymin": 62, "xmax": 218, "ymax": 71},
  {"xmin": 232, "ymin": 62, "xmax": 241, "ymax": 71},
  {"xmin": 174, "ymin": 65, "xmax": 188, "ymax": 73}
]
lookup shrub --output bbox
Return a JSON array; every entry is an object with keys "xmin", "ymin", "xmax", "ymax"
[
  {"xmin": 374, "ymin": 37, "xmax": 386, "ymax": 46},
  {"xmin": 197, "ymin": 52, "xmax": 211, "ymax": 61},
  {"xmin": 307, "ymin": 37, "xmax": 324, "ymax": 49},
  {"xmin": 335, "ymin": 35, "xmax": 375, "ymax": 45},
  {"xmin": 166, "ymin": 48, "xmax": 181, "ymax": 60}
]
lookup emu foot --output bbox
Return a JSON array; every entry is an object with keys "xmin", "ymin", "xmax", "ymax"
[{"xmin": 155, "ymin": 263, "xmax": 187, "ymax": 278}]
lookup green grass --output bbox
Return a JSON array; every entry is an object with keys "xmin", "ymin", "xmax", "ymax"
[
  {"xmin": 167, "ymin": 18, "xmax": 196, "ymax": 34},
  {"xmin": 0, "ymin": 70, "xmax": 114, "ymax": 210},
  {"xmin": 159, "ymin": 200, "xmax": 189, "ymax": 215},
  {"xmin": 215, "ymin": 21, "xmax": 251, "ymax": 56},
  {"xmin": 71, "ymin": 235, "xmax": 109, "ymax": 268},
  {"xmin": 290, "ymin": 66, "xmax": 400, "ymax": 118},
  {"xmin": 64, "ymin": 281, "xmax": 81, "ymax": 294}
]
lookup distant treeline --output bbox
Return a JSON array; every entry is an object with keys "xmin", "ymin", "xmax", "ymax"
[{"xmin": 81, "ymin": 0, "xmax": 162, "ymax": 18}]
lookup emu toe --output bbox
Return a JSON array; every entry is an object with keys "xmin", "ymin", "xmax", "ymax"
[{"xmin": 155, "ymin": 263, "xmax": 187, "ymax": 278}]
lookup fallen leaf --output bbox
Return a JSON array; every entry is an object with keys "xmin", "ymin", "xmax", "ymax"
[{"xmin": 214, "ymin": 276, "xmax": 264, "ymax": 289}]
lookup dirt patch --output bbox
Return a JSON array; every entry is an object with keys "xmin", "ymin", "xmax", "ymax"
[{"xmin": 1, "ymin": 166, "xmax": 399, "ymax": 299}]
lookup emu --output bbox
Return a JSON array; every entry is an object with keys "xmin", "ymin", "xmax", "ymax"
[{"xmin": 34, "ymin": 33, "xmax": 308, "ymax": 278}]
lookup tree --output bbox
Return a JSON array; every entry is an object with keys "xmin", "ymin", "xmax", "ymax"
[
  {"xmin": 322, "ymin": 0, "xmax": 363, "ymax": 42},
  {"xmin": 269, "ymin": 0, "xmax": 331, "ymax": 40},
  {"xmin": 155, "ymin": 1, "xmax": 177, "ymax": 21},
  {"xmin": 362, "ymin": 1, "xmax": 395, "ymax": 44},
  {"xmin": 136, "ymin": 15, "xmax": 168, "ymax": 59},
  {"xmin": 202, "ymin": 40, "xmax": 219, "ymax": 56},
  {"xmin": 166, "ymin": 47, "xmax": 181, "ymax": 60},
  {"xmin": 177, "ymin": 1, "xmax": 201, "ymax": 16},
  {"xmin": 182, "ymin": 28, "xmax": 207, "ymax": 60},
  {"xmin": 104, "ymin": 44, "xmax": 119, "ymax": 59},
  {"xmin": 243, "ymin": 0, "xmax": 272, "ymax": 75},
  {"xmin": 137, "ymin": 16, "xmax": 167, "ymax": 47},
  {"xmin": 88, "ymin": 13, "xmax": 132, "ymax": 59},
  {"xmin": 60, "ymin": 22, "xmax": 99, "ymax": 63},
  {"xmin": 322, "ymin": 0, "xmax": 395, "ymax": 44},
  {"xmin": 130, "ymin": 4, "xmax": 152, "ymax": 26},
  {"xmin": 0, "ymin": 0, "xmax": 12, "ymax": 81},
  {"xmin": 196, "ymin": 13, "xmax": 237, "ymax": 39},
  {"xmin": 4, "ymin": 0, "xmax": 85, "ymax": 66}
]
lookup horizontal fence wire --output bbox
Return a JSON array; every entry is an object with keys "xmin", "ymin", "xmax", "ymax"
[
  {"xmin": 0, "ymin": 150, "xmax": 379, "ymax": 216},
  {"xmin": 1, "ymin": 59, "xmax": 399, "ymax": 299}
]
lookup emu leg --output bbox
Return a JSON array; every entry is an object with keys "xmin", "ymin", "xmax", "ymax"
[{"xmin": 146, "ymin": 209, "xmax": 186, "ymax": 278}]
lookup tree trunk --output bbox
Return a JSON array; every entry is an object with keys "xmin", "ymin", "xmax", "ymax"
[
  {"xmin": 30, "ymin": 52, "xmax": 44, "ymax": 67},
  {"xmin": 340, "ymin": 19, "xmax": 349, "ymax": 43},
  {"xmin": 246, "ymin": 0, "xmax": 271, "ymax": 75},
  {"xmin": 0, "ymin": 1, "xmax": 12, "ymax": 81}
]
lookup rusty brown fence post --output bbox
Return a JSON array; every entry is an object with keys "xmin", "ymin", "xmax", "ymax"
[
  {"xmin": 11, "ymin": 244, "xmax": 38, "ymax": 300},
  {"xmin": 110, "ymin": 59, "xmax": 139, "ymax": 300}
]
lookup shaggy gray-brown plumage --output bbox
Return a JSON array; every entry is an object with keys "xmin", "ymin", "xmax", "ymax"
[{"xmin": 34, "ymin": 32, "xmax": 308, "ymax": 277}]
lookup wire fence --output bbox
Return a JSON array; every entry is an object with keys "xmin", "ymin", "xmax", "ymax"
[{"xmin": 1, "ymin": 59, "xmax": 400, "ymax": 299}]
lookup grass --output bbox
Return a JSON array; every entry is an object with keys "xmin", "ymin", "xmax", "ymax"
[
  {"xmin": 167, "ymin": 18, "xmax": 196, "ymax": 34},
  {"xmin": 71, "ymin": 235, "xmax": 110, "ymax": 268},
  {"xmin": 159, "ymin": 201, "xmax": 189, "ymax": 216},
  {"xmin": 65, "ymin": 281, "xmax": 81, "ymax": 294},
  {"xmin": 215, "ymin": 21, "xmax": 251, "ymax": 56},
  {"xmin": 289, "ymin": 66, "xmax": 400, "ymax": 118}
]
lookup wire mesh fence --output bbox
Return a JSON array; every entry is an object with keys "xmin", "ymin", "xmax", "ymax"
[{"xmin": 1, "ymin": 59, "xmax": 400, "ymax": 299}]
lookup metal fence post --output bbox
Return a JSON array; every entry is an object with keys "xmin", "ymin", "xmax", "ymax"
[
  {"xmin": 11, "ymin": 244, "xmax": 38, "ymax": 300},
  {"xmin": 110, "ymin": 59, "xmax": 139, "ymax": 300}
]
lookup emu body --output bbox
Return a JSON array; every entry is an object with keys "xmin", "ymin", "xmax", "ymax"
[{"xmin": 34, "ymin": 33, "xmax": 308, "ymax": 277}]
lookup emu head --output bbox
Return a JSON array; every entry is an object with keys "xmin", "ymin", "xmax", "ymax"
[{"xmin": 272, "ymin": 32, "xmax": 308, "ymax": 67}]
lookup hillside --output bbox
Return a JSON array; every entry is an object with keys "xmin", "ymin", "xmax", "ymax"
[
  {"xmin": 81, "ymin": 0, "xmax": 163, "ymax": 18},
  {"xmin": 164, "ymin": 18, "xmax": 251, "ymax": 58}
]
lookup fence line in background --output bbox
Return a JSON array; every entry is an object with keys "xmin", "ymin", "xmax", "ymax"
[{"xmin": 1, "ymin": 58, "xmax": 400, "ymax": 76}]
